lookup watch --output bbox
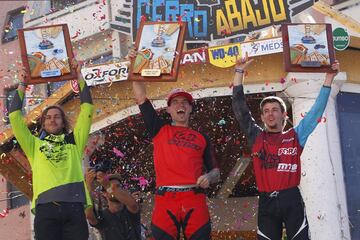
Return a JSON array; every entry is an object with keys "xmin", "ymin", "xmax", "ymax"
[{"xmin": 235, "ymin": 68, "xmax": 245, "ymax": 74}]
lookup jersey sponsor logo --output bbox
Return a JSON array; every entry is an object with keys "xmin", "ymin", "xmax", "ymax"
[
  {"xmin": 168, "ymin": 131, "xmax": 202, "ymax": 151},
  {"xmin": 254, "ymin": 149, "xmax": 280, "ymax": 169},
  {"xmin": 39, "ymin": 141, "xmax": 67, "ymax": 164},
  {"xmin": 277, "ymin": 163, "xmax": 298, "ymax": 172},
  {"xmin": 254, "ymin": 147, "xmax": 298, "ymax": 169},
  {"xmin": 281, "ymin": 137, "xmax": 294, "ymax": 143},
  {"xmin": 278, "ymin": 147, "xmax": 297, "ymax": 156}
]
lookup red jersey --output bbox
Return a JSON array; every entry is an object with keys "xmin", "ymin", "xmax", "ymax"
[
  {"xmin": 139, "ymin": 100, "xmax": 217, "ymax": 187},
  {"xmin": 232, "ymin": 85, "xmax": 331, "ymax": 192},
  {"xmin": 251, "ymin": 130, "xmax": 303, "ymax": 192}
]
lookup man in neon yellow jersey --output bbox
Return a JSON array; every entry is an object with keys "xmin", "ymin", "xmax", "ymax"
[{"xmin": 9, "ymin": 61, "xmax": 94, "ymax": 240}]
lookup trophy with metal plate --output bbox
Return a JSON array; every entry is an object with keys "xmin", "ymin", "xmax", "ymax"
[
  {"xmin": 282, "ymin": 23, "xmax": 336, "ymax": 73},
  {"xmin": 18, "ymin": 24, "xmax": 77, "ymax": 84},
  {"xmin": 128, "ymin": 21, "xmax": 186, "ymax": 82}
]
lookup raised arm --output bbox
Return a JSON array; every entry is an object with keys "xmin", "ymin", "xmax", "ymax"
[
  {"xmin": 84, "ymin": 170, "xmax": 99, "ymax": 226},
  {"xmin": 295, "ymin": 61, "xmax": 340, "ymax": 147},
  {"xmin": 232, "ymin": 54, "xmax": 254, "ymax": 87},
  {"xmin": 8, "ymin": 70, "xmax": 36, "ymax": 164},
  {"xmin": 133, "ymin": 82, "xmax": 164, "ymax": 138},
  {"xmin": 133, "ymin": 82, "xmax": 147, "ymax": 105},
  {"xmin": 72, "ymin": 60, "xmax": 94, "ymax": 156},
  {"xmin": 97, "ymin": 171, "xmax": 139, "ymax": 214},
  {"xmin": 323, "ymin": 61, "xmax": 339, "ymax": 87},
  {"xmin": 232, "ymin": 56, "xmax": 262, "ymax": 147}
]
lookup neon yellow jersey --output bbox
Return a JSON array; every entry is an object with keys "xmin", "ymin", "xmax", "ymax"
[{"xmin": 9, "ymin": 93, "xmax": 94, "ymax": 213}]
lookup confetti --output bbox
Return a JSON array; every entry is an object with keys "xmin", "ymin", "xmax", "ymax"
[
  {"xmin": 218, "ymin": 119, "xmax": 226, "ymax": 126},
  {"xmin": 131, "ymin": 176, "xmax": 152, "ymax": 189},
  {"xmin": 113, "ymin": 147, "xmax": 125, "ymax": 158},
  {"xmin": 0, "ymin": 209, "xmax": 9, "ymax": 218},
  {"xmin": 140, "ymin": 15, "xmax": 147, "ymax": 22},
  {"xmin": 71, "ymin": 30, "xmax": 81, "ymax": 39}
]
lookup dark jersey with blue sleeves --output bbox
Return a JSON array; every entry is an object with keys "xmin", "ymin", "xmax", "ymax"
[{"xmin": 232, "ymin": 85, "xmax": 331, "ymax": 192}]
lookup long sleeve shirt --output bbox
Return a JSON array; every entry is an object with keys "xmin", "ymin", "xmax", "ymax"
[
  {"xmin": 139, "ymin": 99, "xmax": 218, "ymax": 186},
  {"xmin": 9, "ymin": 81, "xmax": 94, "ymax": 212},
  {"xmin": 232, "ymin": 85, "xmax": 331, "ymax": 192}
]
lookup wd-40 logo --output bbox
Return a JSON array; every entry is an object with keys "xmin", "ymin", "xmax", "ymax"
[
  {"xmin": 277, "ymin": 163, "xmax": 297, "ymax": 172},
  {"xmin": 278, "ymin": 147, "xmax": 297, "ymax": 156}
]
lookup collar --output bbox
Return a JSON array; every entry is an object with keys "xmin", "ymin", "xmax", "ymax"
[{"xmin": 43, "ymin": 133, "xmax": 65, "ymax": 143}]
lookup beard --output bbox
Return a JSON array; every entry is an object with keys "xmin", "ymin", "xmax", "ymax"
[{"xmin": 265, "ymin": 121, "xmax": 282, "ymax": 131}]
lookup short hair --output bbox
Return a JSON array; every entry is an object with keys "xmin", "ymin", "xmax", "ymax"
[
  {"xmin": 40, "ymin": 105, "xmax": 71, "ymax": 134},
  {"xmin": 260, "ymin": 96, "xmax": 286, "ymax": 113}
]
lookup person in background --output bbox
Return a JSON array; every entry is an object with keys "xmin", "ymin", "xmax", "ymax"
[{"xmin": 85, "ymin": 169, "xmax": 141, "ymax": 240}]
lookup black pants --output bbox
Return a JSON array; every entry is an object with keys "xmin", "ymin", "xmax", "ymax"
[
  {"xmin": 34, "ymin": 202, "xmax": 88, "ymax": 240},
  {"xmin": 257, "ymin": 187, "xmax": 310, "ymax": 240}
]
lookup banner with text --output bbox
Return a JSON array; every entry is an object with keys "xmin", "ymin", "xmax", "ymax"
[
  {"xmin": 80, "ymin": 40, "xmax": 283, "ymax": 75},
  {"xmin": 112, "ymin": 0, "xmax": 314, "ymax": 42},
  {"xmin": 180, "ymin": 48, "xmax": 209, "ymax": 65},
  {"xmin": 81, "ymin": 62, "xmax": 129, "ymax": 86},
  {"xmin": 208, "ymin": 37, "xmax": 283, "ymax": 68}
]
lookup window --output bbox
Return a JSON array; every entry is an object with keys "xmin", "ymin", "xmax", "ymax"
[
  {"xmin": 51, "ymin": 0, "xmax": 86, "ymax": 12},
  {"xmin": 6, "ymin": 182, "xmax": 29, "ymax": 209},
  {"xmin": 2, "ymin": 7, "xmax": 25, "ymax": 43},
  {"xmin": 332, "ymin": 0, "xmax": 350, "ymax": 5}
]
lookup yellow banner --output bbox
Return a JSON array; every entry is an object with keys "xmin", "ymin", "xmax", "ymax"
[{"xmin": 208, "ymin": 43, "xmax": 241, "ymax": 68}]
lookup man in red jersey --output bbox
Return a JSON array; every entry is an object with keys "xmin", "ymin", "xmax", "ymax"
[
  {"xmin": 232, "ymin": 56, "xmax": 339, "ymax": 240},
  {"xmin": 133, "ymin": 81, "xmax": 220, "ymax": 240}
]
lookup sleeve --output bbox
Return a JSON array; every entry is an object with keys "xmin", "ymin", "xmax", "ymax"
[
  {"xmin": 126, "ymin": 209, "xmax": 142, "ymax": 239},
  {"xmin": 127, "ymin": 207, "xmax": 141, "ymax": 221},
  {"xmin": 89, "ymin": 209, "xmax": 106, "ymax": 230},
  {"xmin": 202, "ymin": 133, "xmax": 218, "ymax": 172},
  {"xmin": 73, "ymin": 81, "xmax": 94, "ymax": 158},
  {"xmin": 138, "ymin": 99, "xmax": 165, "ymax": 138},
  {"xmin": 8, "ymin": 90, "xmax": 36, "ymax": 165},
  {"xmin": 232, "ymin": 85, "xmax": 262, "ymax": 147},
  {"xmin": 295, "ymin": 86, "xmax": 331, "ymax": 147}
]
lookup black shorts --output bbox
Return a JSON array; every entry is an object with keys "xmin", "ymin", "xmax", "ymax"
[
  {"xmin": 34, "ymin": 202, "xmax": 88, "ymax": 240},
  {"xmin": 257, "ymin": 187, "xmax": 310, "ymax": 240}
]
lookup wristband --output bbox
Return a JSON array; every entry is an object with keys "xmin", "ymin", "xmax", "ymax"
[{"xmin": 235, "ymin": 68, "xmax": 245, "ymax": 74}]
